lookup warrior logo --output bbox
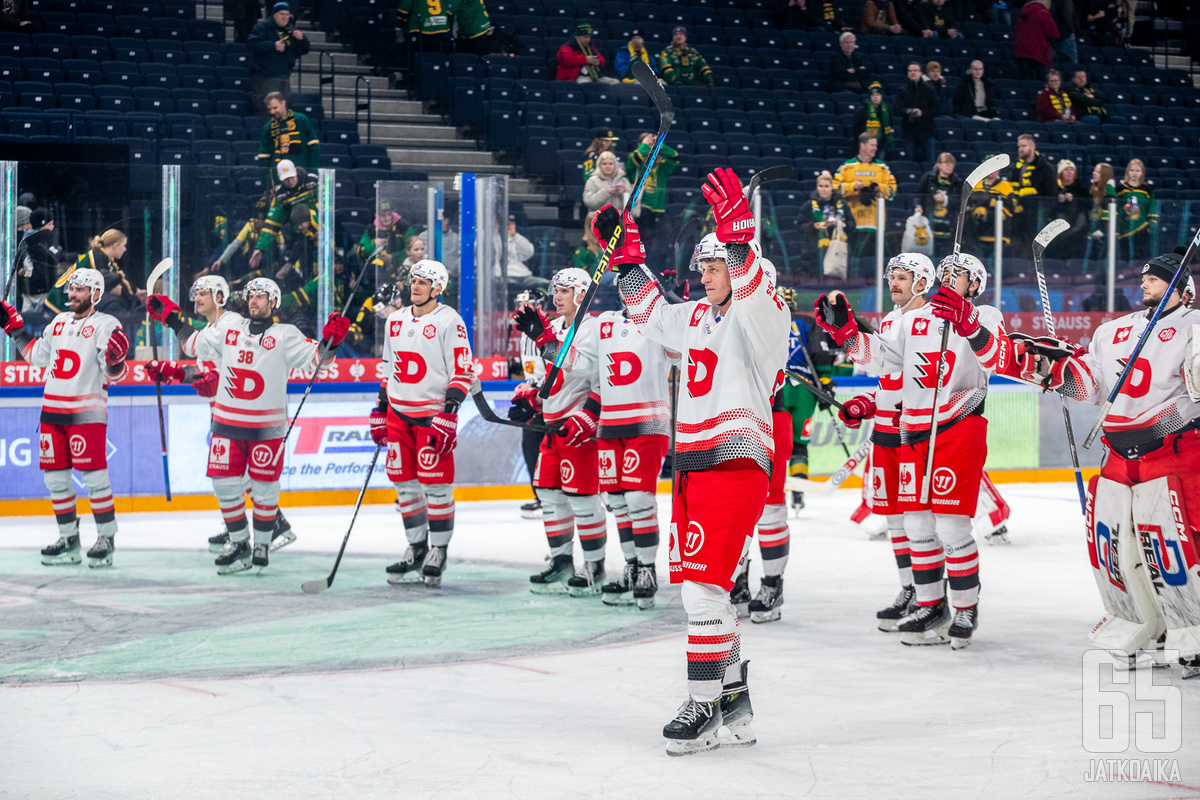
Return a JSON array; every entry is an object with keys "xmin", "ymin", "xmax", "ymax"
[
  {"xmin": 622, "ymin": 449, "xmax": 640, "ymax": 474},
  {"xmin": 250, "ymin": 444, "xmax": 274, "ymax": 468},
  {"xmin": 417, "ymin": 446, "xmax": 439, "ymax": 471},
  {"xmin": 932, "ymin": 467, "xmax": 957, "ymax": 496},
  {"xmin": 683, "ymin": 521, "xmax": 705, "ymax": 557},
  {"xmin": 560, "ymin": 459, "xmax": 575, "ymax": 485},
  {"xmin": 209, "ymin": 437, "xmax": 231, "ymax": 466},
  {"xmin": 69, "ymin": 434, "xmax": 86, "ymax": 457}
]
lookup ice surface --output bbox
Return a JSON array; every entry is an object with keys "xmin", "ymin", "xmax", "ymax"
[{"xmin": 2, "ymin": 483, "xmax": 1199, "ymax": 799}]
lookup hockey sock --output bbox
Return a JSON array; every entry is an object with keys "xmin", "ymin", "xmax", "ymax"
[
  {"xmin": 393, "ymin": 480, "xmax": 430, "ymax": 544},
  {"xmin": 43, "ymin": 469, "xmax": 78, "ymax": 537},
  {"xmin": 788, "ymin": 444, "xmax": 809, "ymax": 479},
  {"xmin": 80, "ymin": 470, "xmax": 117, "ymax": 537},
  {"xmin": 756, "ymin": 503, "xmax": 790, "ymax": 577},
  {"xmin": 886, "ymin": 514, "xmax": 913, "ymax": 587},
  {"xmin": 567, "ymin": 493, "xmax": 607, "ymax": 563},
  {"xmin": 626, "ymin": 489, "xmax": 660, "ymax": 565},
  {"xmin": 936, "ymin": 513, "xmax": 980, "ymax": 609},
  {"xmin": 425, "ymin": 485, "xmax": 455, "ymax": 547},
  {"xmin": 681, "ymin": 581, "xmax": 741, "ymax": 702},
  {"xmin": 213, "ymin": 476, "xmax": 249, "ymax": 542},
  {"xmin": 605, "ymin": 491, "xmax": 636, "ymax": 562},
  {"xmin": 536, "ymin": 487, "xmax": 574, "ymax": 559},
  {"xmin": 905, "ymin": 510, "xmax": 944, "ymax": 606},
  {"xmin": 249, "ymin": 479, "xmax": 280, "ymax": 547}
]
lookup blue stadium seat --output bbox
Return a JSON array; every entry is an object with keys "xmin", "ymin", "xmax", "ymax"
[
  {"xmin": 205, "ymin": 113, "xmax": 246, "ymax": 141},
  {"xmin": 193, "ymin": 139, "xmax": 233, "ymax": 166},
  {"xmin": 172, "ymin": 88, "xmax": 211, "ymax": 115}
]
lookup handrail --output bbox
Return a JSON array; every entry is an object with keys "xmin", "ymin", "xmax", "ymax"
[
  {"xmin": 355, "ymin": 75, "xmax": 372, "ymax": 144},
  {"xmin": 318, "ymin": 51, "xmax": 337, "ymax": 118}
]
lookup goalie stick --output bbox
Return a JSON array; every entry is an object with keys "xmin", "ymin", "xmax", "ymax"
[
  {"xmin": 301, "ymin": 444, "xmax": 382, "ymax": 594},
  {"xmin": 146, "ymin": 257, "xmax": 174, "ymax": 501}
]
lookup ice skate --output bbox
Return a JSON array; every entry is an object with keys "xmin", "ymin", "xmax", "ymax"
[
  {"xmin": 730, "ymin": 565, "xmax": 751, "ymax": 619},
  {"xmin": 899, "ymin": 597, "xmax": 951, "ymax": 646},
  {"xmin": 270, "ymin": 511, "xmax": 295, "ymax": 551},
  {"xmin": 663, "ymin": 697, "xmax": 722, "ymax": 757},
  {"xmin": 790, "ymin": 491, "xmax": 804, "ymax": 515},
  {"xmin": 252, "ymin": 543, "xmax": 269, "ymax": 570},
  {"xmin": 633, "ymin": 562, "xmax": 657, "ymax": 610},
  {"xmin": 86, "ymin": 535, "xmax": 114, "ymax": 568},
  {"xmin": 718, "ymin": 660, "xmax": 756, "ymax": 748},
  {"xmin": 748, "ymin": 576, "xmax": 783, "ymax": 623},
  {"xmin": 208, "ymin": 530, "xmax": 229, "ymax": 553},
  {"xmin": 876, "ymin": 585, "xmax": 916, "ymax": 632},
  {"xmin": 422, "ymin": 545, "xmax": 447, "ymax": 588},
  {"xmin": 520, "ymin": 499, "xmax": 543, "ymax": 520},
  {"xmin": 567, "ymin": 558, "xmax": 605, "ymax": 597},
  {"xmin": 529, "ymin": 554, "xmax": 574, "ymax": 594},
  {"xmin": 40, "ymin": 528, "xmax": 81, "ymax": 566},
  {"xmin": 601, "ymin": 559, "xmax": 636, "ymax": 606},
  {"xmin": 1180, "ymin": 655, "xmax": 1200, "ymax": 679},
  {"xmin": 984, "ymin": 525, "xmax": 1010, "ymax": 545},
  {"xmin": 386, "ymin": 541, "xmax": 428, "ymax": 585},
  {"xmin": 216, "ymin": 540, "xmax": 253, "ymax": 575},
  {"xmin": 948, "ymin": 605, "xmax": 978, "ymax": 650}
]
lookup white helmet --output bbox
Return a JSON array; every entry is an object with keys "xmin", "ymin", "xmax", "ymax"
[
  {"xmin": 243, "ymin": 277, "xmax": 281, "ymax": 309},
  {"xmin": 190, "ymin": 275, "xmax": 230, "ymax": 307},
  {"xmin": 888, "ymin": 252, "xmax": 936, "ymax": 294},
  {"xmin": 409, "ymin": 259, "xmax": 449, "ymax": 293},
  {"xmin": 67, "ymin": 267, "xmax": 104, "ymax": 302},
  {"xmin": 689, "ymin": 232, "xmax": 728, "ymax": 272},
  {"xmin": 938, "ymin": 252, "xmax": 987, "ymax": 297},
  {"xmin": 552, "ymin": 267, "xmax": 592, "ymax": 299}
]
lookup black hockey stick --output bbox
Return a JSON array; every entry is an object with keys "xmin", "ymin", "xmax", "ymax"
[
  {"xmin": 785, "ymin": 368, "xmax": 846, "ymax": 412},
  {"xmin": 541, "ymin": 60, "xmax": 673, "ymax": 400},
  {"xmin": 2, "ymin": 237, "xmax": 29, "ymax": 304},
  {"xmin": 673, "ymin": 215, "xmax": 701, "ymax": 277},
  {"xmin": 471, "ymin": 379, "xmax": 547, "ymax": 432},
  {"xmin": 920, "ymin": 154, "xmax": 1010, "ymax": 505},
  {"xmin": 301, "ymin": 443, "xmax": 382, "ymax": 594},
  {"xmin": 145, "ymin": 257, "xmax": 174, "ymax": 502},
  {"xmin": 744, "ymin": 165, "xmax": 793, "ymax": 201}
]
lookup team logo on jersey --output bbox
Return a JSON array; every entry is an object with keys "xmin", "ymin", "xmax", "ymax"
[
  {"xmin": 689, "ymin": 305, "xmax": 707, "ymax": 327},
  {"xmin": 226, "ymin": 367, "xmax": 265, "ymax": 400},
  {"xmin": 250, "ymin": 444, "xmax": 274, "ymax": 468},
  {"xmin": 1159, "ymin": 328, "xmax": 1176, "ymax": 343},
  {"xmin": 39, "ymin": 433, "xmax": 53, "ymax": 459},
  {"xmin": 560, "ymin": 459, "xmax": 575, "ymax": 485},
  {"xmin": 225, "ymin": 330, "xmax": 239, "ymax": 346},
  {"xmin": 52, "ymin": 321, "xmax": 65, "ymax": 336},
  {"xmin": 622, "ymin": 449, "xmax": 640, "ymax": 475},
  {"xmin": 262, "ymin": 336, "xmax": 276, "ymax": 351},
  {"xmin": 389, "ymin": 320, "xmax": 403, "ymax": 337},
  {"xmin": 417, "ymin": 446, "xmax": 439, "ymax": 471},
  {"xmin": 932, "ymin": 467, "xmax": 957, "ymax": 496},
  {"xmin": 912, "ymin": 318, "xmax": 931, "ymax": 336},
  {"xmin": 606, "ymin": 352, "xmax": 642, "ymax": 386},
  {"xmin": 913, "ymin": 350, "xmax": 956, "ymax": 390},
  {"xmin": 392, "ymin": 352, "xmax": 428, "ymax": 384},
  {"xmin": 68, "ymin": 434, "xmax": 86, "ymax": 457},
  {"xmin": 209, "ymin": 437, "xmax": 231, "ymax": 465},
  {"xmin": 454, "ymin": 347, "xmax": 471, "ymax": 373},
  {"xmin": 881, "ymin": 320, "xmax": 893, "ymax": 332},
  {"xmin": 1113, "ymin": 326, "xmax": 1132, "ymax": 344},
  {"xmin": 423, "ymin": 324, "xmax": 437, "ymax": 340},
  {"xmin": 898, "ymin": 461, "xmax": 917, "ymax": 496},
  {"xmin": 80, "ymin": 325, "xmax": 94, "ymax": 338},
  {"xmin": 683, "ymin": 521, "xmax": 705, "ymax": 557},
  {"xmin": 598, "ymin": 449, "xmax": 617, "ymax": 479},
  {"xmin": 687, "ymin": 348, "xmax": 719, "ymax": 397},
  {"xmin": 600, "ymin": 321, "xmax": 614, "ymax": 339},
  {"xmin": 871, "ymin": 466, "xmax": 887, "ymax": 500},
  {"xmin": 51, "ymin": 350, "xmax": 81, "ymax": 380},
  {"xmin": 387, "ymin": 441, "xmax": 401, "ymax": 471}
]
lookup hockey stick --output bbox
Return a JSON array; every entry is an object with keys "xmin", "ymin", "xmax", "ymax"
[
  {"xmin": 2, "ymin": 237, "xmax": 29, "ymax": 304},
  {"xmin": 673, "ymin": 215, "xmax": 701, "ymax": 277},
  {"xmin": 470, "ymin": 378, "xmax": 547, "ymax": 432},
  {"xmin": 784, "ymin": 368, "xmax": 847, "ymax": 412},
  {"xmin": 301, "ymin": 443, "xmax": 382, "ymax": 594},
  {"xmin": 783, "ymin": 431, "xmax": 872, "ymax": 495},
  {"xmin": 145, "ymin": 257, "xmax": 174, "ymax": 502},
  {"xmin": 793, "ymin": 328, "xmax": 852, "ymax": 457},
  {"xmin": 919, "ymin": 154, "xmax": 1010, "ymax": 505},
  {"xmin": 744, "ymin": 165, "xmax": 794, "ymax": 201},
  {"xmin": 540, "ymin": 60, "xmax": 673, "ymax": 399},
  {"xmin": 1083, "ymin": 224, "xmax": 1200, "ymax": 449},
  {"xmin": 1031, "ymin": 218, "xmax": 1086, "ymax": 513}
]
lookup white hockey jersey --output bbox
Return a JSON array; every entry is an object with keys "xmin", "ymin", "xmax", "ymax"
[
  {"xmin": 618, "ymin": 244, "xmax": 789, "ymax": 476},
  {"xmin": 596, "ymin": 309, "xmax": 677, "ymax": 439},
  {"xmin": 1061, "ymin": 305, "xmax": 1200, "ymax": 453},
  {"xmin": 191, "ymin": 317, "xmax": 321, "ymax": 440},
  {"xmin": 848, "ymin": 302, "xmax": 1006, "ymax": 443},
  {"xmin": 25, "ymin": 308, "xmax": 125, "ymax": 425},
  {"xmin": 541, "ymin": 313, "xmax": 600, "ymax": 425},
  {"xmin": 861, "ymin": 306, "xmax": 907, "ymax": 447},
  {"xmin": 181, "ymin": 309, "xmax": 245, "ymax": 363},
  {"xmin": 380, "ymin": 303, "xmax": 474, "ymax": 420}
]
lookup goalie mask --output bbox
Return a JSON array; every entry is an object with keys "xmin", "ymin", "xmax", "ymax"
[
  {"xmin": 888, "ymin": 252, "xmax": 936, "ymax": 295},
  {"xmin": 939, "ymin": 253, "xmax": 987, "ymax": 297},
  {"xmin": 190, "ymin": 275, "xmax": 230, "ymax": 308}
]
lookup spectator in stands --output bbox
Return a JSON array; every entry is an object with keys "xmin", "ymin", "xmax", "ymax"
[
  {"xmin": 1050, "ymin": 0, "xmax": 1079, "ymax": 65},
  {"xmin": 16, "ymin": 208, "xmax": 57, "ymax": 320},
  {"xmin": 895, "ymin": 0, "xmax": 928, "ymax": 36},
  {"xmin": 897, "ymin": 63, "xmax": 939, "ymax": 164},
  {"xmin": 556, "ymin": 20, "xmax": 617, "ymax": 84},
  {"xmin": 832, "ymin": 133, "xmax": 897, "ymax": 262},
  {"xmin": 804, "ymin": 171, "xmax": 856, "ymax": 271},
  {"xmin": 506, "ymin": 217, "xmax": 541, "ymax": 288},
  {"xmin": 1035, "ymin": 70, "xmax": 1076, "ymax": 123},
  {"xmin": 1086, "ymin": 161, "xmax": 1115, "ymax": 260},
  {"xmin": 626, "ymin": 131, "xmax": 679, "ymax": 264},
  {"xmin": 829, "ymin": 32, "xmax": 872, "ymax": 93},
  {"xmin": 1065, "ymin": 69, "xmax": 1117, "ymax": 123},
  {"xmin": 916, "ymin": 153, "xmax": 964, "ymax": 259},
  {"xmin": 68, "ymin": 229, "xmax": 143, "ymax": 327},
  {"xmin": 1010, "ymin": 133, "xmax": 1058, "ymax": 250},
  {"xmin": 852, "ymin": 83, "xmax": 895, "ymax": 159},
  {"xmin": 203, "ymin": 194, "xmax": 275, "ymax": 280},
  {"xmin": 573, "ymin": 212, "xmax": 601, "ymax": 272},
  {"xmin": 0, "ymin": 0, "xmax": 31, "ymax": 31},
  {"xmin": 354, "ymin": 198, "xmax": 417, "ymax": 285},
  {"xmin": 1082, "ymin": 273, "xmax": 1131, "ymax": 311},
  {"xmin": 775, "ymin": 0, "xmax": 849, "ymax": 30},
  {"xmin": 583, "ymin": 151, "xmax": 637, "ymax": 216},
  {"xmin": 921, "ymin": 0, "xmax": 961, "ymax": 37},
  {"xmin": 257, "ymin": 92, "xmax": 322, "ymax": 184},
  {"xmin": 248, "ymin": 160, "xmax": 318, "ymax": 271},
  {"xmin": 582, "ymin": 129, "xmax": 620, "ymax": 181},
  {"xmin": 14, "ymin": 205, "xmax": 30, "ymax": 237},
  {"xmin": 226, "ymin": 0, "xmax": 261, "ymax": 44},
  {"xmin": 615, "ymin": 30, "xmax": 651, "ymax": 82},
  {"xmin": 401, "ymin": 236, "xmax": 426, "ymax": 272},
  {"xmin": 247, "ymin": 2, "xmax": 309, "ymax": 111},
  {"xmin": 1048, "ymin": 158, "xmax": 1090, "ymax": 257},
  {"xmin": 924, "ymin": 61, "xmax": 951, "ymax": 115},
  {"xmin": 1081, "ymin": 0, "xmax": 1125, "ymax": 47},
  {"xmin": 1014, "ymin": 0, "xmax": 1058, "ymax": 81},
  {"xmin": 953, "ymin": 60, "xmax": 998, "ymax": 120},
  {"xmin": 416, "ymin": 198, "xmax": 460, "ymax": 279},
  {"xmin": 657, "ymin": 27, "xmax": 714, "ymax": 87},
  {"xmin": 968, "ymin": 167, "xmax": 1015, "ymax": 249},
  {"xmin": 1107, "ymin": 158, "xmax": 1157, "ymax": 261},
  {"xmin": 861, "ymin": 0, "xmax": 903, "ymax": 34}
]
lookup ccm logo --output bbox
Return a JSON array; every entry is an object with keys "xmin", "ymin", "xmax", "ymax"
[{"xmin": 731, "ymin": 219, "xmax": 754, "ymax": 232}]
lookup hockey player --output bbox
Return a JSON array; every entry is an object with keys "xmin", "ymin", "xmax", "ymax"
[
  {"xmin": 608, "ymin": 167, "xmax": 789, "ymax": 755},
  {"xmin": 510, "ymin": 288, "xmax": 548, "ymax": 520},
  {"xmin": 368, "ymin": 260, "xmax": 472, "ymax": 588},
  {"xmin": 512, "ymin": 268, "xmax": 608, "ymax": 595},
  {"xmin": 0, "ymin": 269, "xmax": 129, "ymax": 567},
  {"xmin": 148, "ymin": 278, "xmax": 349, "ymax": 573},
  {"xmin": 592, "ymin": 271, "xmax": 676, "ymax": 610},
  {"xmin": 820, "ymin": 252, "xmax": 1005, "ymax": 649}
]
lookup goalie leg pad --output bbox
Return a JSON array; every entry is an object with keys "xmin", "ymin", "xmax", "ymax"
[{"xmin": 1131, "ymin": 475, "xmax": 1200, "ymax": 658}]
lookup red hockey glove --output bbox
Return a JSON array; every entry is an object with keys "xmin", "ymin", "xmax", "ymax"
[
  {"xmin": 929, "ymin": 286, "xmax": 980, "ymax": 338},
  {"xmin": 321, "ymin": 313, "xmax": 351, "ymax": 348},
  {"xmin": 191, "ymin": 370, "xmax": 219, "ymax": 398},
  {"xmin": 369, "ymin": 408, "xmax": 388, "ymax": 446},
  {"xmin": 427, "ymin": 411, "xmax": 458, "ymax": 455},
  {"xmin": 0, "ymin": 300, "xmax": 23, "ymax": 335},
  {"xmin": 838, "ymin": 394, "xmax": 877, "ymax": 429},
  {"xmin": 513, "ymin": 306, "xmax": 556, "ymax": 348},
  {"xmin": 591, "ymin": 205, "xmax": 646, "ymax": 269},
  {"xmin": 147, "ymin": 293, "xmax": 181, "ymax": 322},
  {"xmin": 559, "ymin": 407, "xmax": 598, "ymax": 446},
  {"xmin": 813, "ymin": 291, "xmax": 858, "ymax": 346},
  {"xmin": 508, "ymin": 382, "xmax": 541, "ymax": 422},
  {"xmin": 701, "ymin": 168, "xmax": 754, "ymax": 243},
  {"xmin": 147, "ymin": 359, "xmax": 186, "ymax": 384},
  {"xmin": 104, "ymin": 328, "xmax": 129, "ymax": 366},
  {"xmin": 1010, "ymin": 333, "xmax": 1083, "ymax": 392}
]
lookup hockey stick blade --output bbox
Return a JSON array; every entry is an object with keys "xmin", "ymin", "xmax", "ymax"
[
  {"xmin": 302, "ymin": 444, "xmax": 382, "ymax": 593},
  {"xmin": 471, "ymin": 380, "xmax": 547, "ymax": 432},
  {"xmin": 965, "ymin": 154, "xmax": 1010, "ymax": 191},
  {"xmin": 744, "ymin": 165, "xmax": 794, "ymax": 200},
  {"xmin": 1032, "ymin": 218, "xmax": 1070, "ymax": 252},
  {"xmin": 629, "ymin": 61, "xmax": 673, "ymax": 126},
  {"xmin": 146, "ymin": 257, "xmax": 174, "ymax": 293},
  {"xmin": 784, "ymin": 368, "xmax": 846, "ymax": 411}
]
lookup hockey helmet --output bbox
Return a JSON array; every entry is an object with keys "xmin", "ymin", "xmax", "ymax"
[
  {"xmin": 939, "ymin": 252, "xmax": 987, "ymax": 297},
  {"xmin": 409, "ymin": 259, "xmax": 449, "ymax": 293},
  {"xmin": 190, "ymin": 275, "xmax": 230, "ymax": 307},
  {"xmin": 67, "ymin": 267, "xmax": 105, "ymax": 303},
  {"xmin": 514, "ymin": 286, "xmax": 547, "ymax": 309},
  {"xmin": 689, "ymin": 232, "xmax": 728, "ymax": 272},
  {"xmin": 778, "ymin": 286, "xmax": 798, "ymax": 311},
  {"xmin": 552, "ymin": 267, "xmax": 592, "ymax": 299},
  {"xmin": 243, "ymin": 277, "xmax": 282, "ymax": 309},
  {"xmin": 888, "ymin": 252, "xmax": 936, "ymax": 294}
]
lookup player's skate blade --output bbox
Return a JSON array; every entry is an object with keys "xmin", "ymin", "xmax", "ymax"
[
  {"xmin": 520, "ymin": 499, "xmax": 542, "ymax": 520},
  {"xmin": 270, "ymin": 512, "xmax": 295, "ymax": 552},
  {"xmin": 567, "ymin": 559, "xmax": 604, "ymax": 597},
  {"xmin": 422, "ymin": 545, "xmax": 447, "ymax": 588},
  {"xmin": 1181, "ymin": 655, "xmax": 1200, "ymax": 679},
  {"xmin": 984, "ymin": 525, "xmax": 1010, "ymax": 545},
  {"xmin": 718, "ymin": 661, "xmax": 756, "ymax": 748},
  {"xmin": 386, "ymin": 542, "xmax": 428, "ymax": 585},
  {"xmin": 252, "ymin": 543, "xmax": 269, "ymax": 571},
  {"xmin": 899, "ymin": 598, "xmax": 951, "ymax": 646},
  {"xmin": 86, "ymin": 535, "xmax": 114, "ymax": 568},
  {"xmin": 601, "ymin": 559, "xmax": 636, "ymax": 606},
  {"xmin": 530, "ymin": 554, "xmax": 574, "ymax": 595},
  {"xmin": 216, "ymin": 540, "xmax": 253, "ymax": 575},
  {"xmin": 876, "ymin": 585, "xmax": 916, "ymax": 632},
  {"xmin": 208, "ymin": 531, "xmax": 229, "ymax": 553},
  {"xmin": 949, "ymin": 605, "xmax": 978, "ymax": 650},
  {"xmin": 663, "ymin": 698, "xmax": 722, "ymax": 757},
  {"xmin": 749, "ymin": 576, "xmax": 783, "ymax": 624},
  {"xmin": 40, "ymin": 532, "xmax": 81, "ymax": 566}
]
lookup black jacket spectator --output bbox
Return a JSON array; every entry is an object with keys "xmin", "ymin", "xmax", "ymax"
[
  {"xmin": 829, "ymin": 49, "xmax": 872, "ymax": 93},
  {"xmin": 920, "ymin": 0, "xmax": 960, "ymax": 37},
  {"xmin": 783, "ymin": 0, "xmax": 847, "ymax": 29},
  {"xmin": 897, "ymin": 74, "xmax": 939, "ymax": 139},
  {"xmin": 953, "ymin": 71, "xmax": 998, "ymax": 118},
  {"xmin": 1065, "ymin": 75, "xmax": 1109, "ymax": 120},
  {"xmin": 16, "ymin": 227, "xmax": 56, "ymax": 299},
  {"xmin": 225, "ymin": 0, "xmax": 260, "ymax": 43},
  {"xmin": 894, "ymin": 0, "xmax": 927, "ymax": 35},
  {"xmin": 247, "ymin": 16, "xmax": 310, "ymax": 81}
]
